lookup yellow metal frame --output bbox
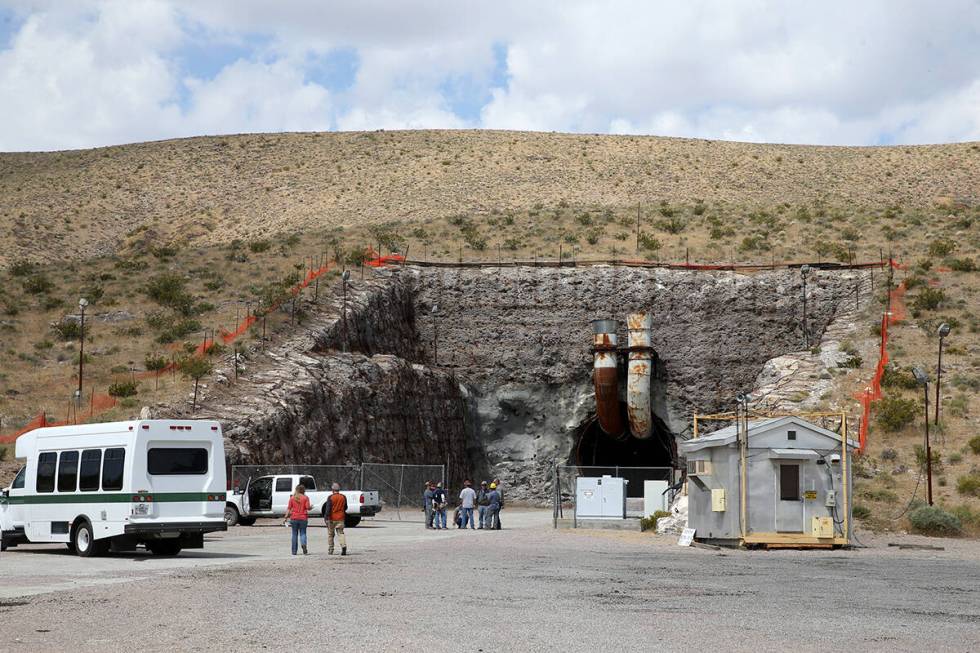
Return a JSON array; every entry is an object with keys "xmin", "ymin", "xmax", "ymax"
[{"xmin": 690, "ymin": 410, "xmax": 851, "ymax": 548}]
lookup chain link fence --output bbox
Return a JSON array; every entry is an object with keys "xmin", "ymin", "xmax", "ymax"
[
  {"xmin": 361, "ymin": 463, "xmax": 445, "ymax": 522},
  {"xmin": 553, "ymin": 465, "xmax": 677, "ymax": 526}
]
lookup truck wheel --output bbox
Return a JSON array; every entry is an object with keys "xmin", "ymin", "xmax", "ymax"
[
  {"xmin": 344, "ymin": 515, "xmax": 361, "ymax": 528},
  {"xmin": 238, "ymin": 517, "xmax": 256, "ymax": 526},
  {"xmin": 147, "ymin": 540, "xmax": 182, "ymax": 556},
  {"xmin": 224, "ymin": 505, "xmax": 240, "ymax": 527},
  {"xmin": 72, "ymin": 521, "xmax": 101, "ymax": 558}
]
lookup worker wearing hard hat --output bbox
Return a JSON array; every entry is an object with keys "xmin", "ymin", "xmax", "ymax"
[{"xmin": 486, "ymin": 482, "xmax": 501, "ymax": 530}]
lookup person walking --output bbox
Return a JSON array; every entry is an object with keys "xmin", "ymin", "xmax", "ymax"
[
  {"xmin": 492, "ymin": 478, "xmax": 504, "ymax": 530},
  {"xmin": 423, "ymin": 481, "xmax": 436, "ymax": 529},
  {"xmin": 477, "ymin": 481, "xmax": 490, "ymax": 529},
  {"xmin": 486, "ymin": 483, "xmax": 501, "ymax": 530},
  {"xmin": 433, "ymin": 482, "xmax": 448, "ymax": 530},
  {"xmin": 458, "ymin": 479, "xmax": 477, "ymax": 530},
  {"xmin": 326, "ymin": 482, "xmax": 348, "ymax": 556},
  {"xmin": 284, "ymin": 484, "xmax": 312, "ymax": 556}
]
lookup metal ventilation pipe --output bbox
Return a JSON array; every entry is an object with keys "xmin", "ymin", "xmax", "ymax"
[
  {"xmin": 626, "ymin": 312, "xmax": 654, "ymax": 439},
  {"xmin": 591, "ymin": 319, "xmax": 624, "ymax": 438}
]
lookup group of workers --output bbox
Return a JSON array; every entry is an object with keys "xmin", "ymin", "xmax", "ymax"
[{"xmin": 423, "ymin": 479, "xmax": 504, "ymax": 530}]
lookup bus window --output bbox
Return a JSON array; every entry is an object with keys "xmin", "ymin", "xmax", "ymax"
[
  {"xmin": 12, "ymin": 466, "xmax": 26, "ymax": 489},
  {"xmin": 37, "ymin": 452, "xmax": 57, "ymax": 493},
  {"xmin": 102, "ymin": 448, "xmax": 125, "ymax": 490},
  {"xmin": 147, "ymin": 448, "xmax": 208, "ymax": 475},
  {"xmin": 79, "ymin": 449, "xmax": 102, "ymax": 491},
  {"xmin": 58, "ymin": 451, "xmax": 80, "ymax": 492}
]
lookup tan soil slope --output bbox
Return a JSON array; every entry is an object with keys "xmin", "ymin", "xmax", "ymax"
[{"xmin": 1, "ymin": 130, "xmax": 978, "ymax": 268}]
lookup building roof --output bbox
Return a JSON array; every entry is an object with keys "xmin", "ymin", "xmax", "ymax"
[{"xmin": 682, "ymin": 415, "xmax": 857, "ymax": 453}]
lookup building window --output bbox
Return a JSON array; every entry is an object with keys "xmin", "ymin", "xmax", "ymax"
[
  {"xmin": 780, "ymin": 464, "xmax": 800, "ymax": 501},
  {"xmin": 787, "ymin": 430, "xmax": 797, "ymax": 441},
  {"xmin": 57, "ymin": 451, "xmax": 80, "ymax": 493}
]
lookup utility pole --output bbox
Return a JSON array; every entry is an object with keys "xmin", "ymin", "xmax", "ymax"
[
  {"xmin": 936, "ymin": 323, "xmax": 950, "ymax": 425},
  {"xmin": 912, "ymin": 368, "xmax": 933, "ymax": 506},
  {"xmin": 77, "ymin": 297, "xmax": 88, "ymax": 403}
]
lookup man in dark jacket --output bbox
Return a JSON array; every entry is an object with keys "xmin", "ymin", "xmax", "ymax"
[
  {"xmin": 476, "ymin": 481, "xmax": 490, "ymax": 529},
  {"xmin": 492, "ymin": 478, "xmax": 504, "ymax": 530},
  {"xmin": 486, "ymin": 483, "xmax": 501, "ymax": 530},
  {"xmin": 432, "ymin": 482, "xmax": 448, "ymax": 529}
]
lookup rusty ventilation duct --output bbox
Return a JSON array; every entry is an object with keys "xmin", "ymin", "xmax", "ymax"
[
  {"xmin": 591, "ymin": 319, "xmax": 625, "ymax": 439},
  {"xmin": 626, "ymin": 313, "xmax": 654, "ymax": 440}
]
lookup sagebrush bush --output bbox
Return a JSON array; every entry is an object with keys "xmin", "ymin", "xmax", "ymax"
[
  {"xmin": 51, "ymin": 320, "xmax": 82, "ymax": 341},
  {"xmin": 956, "ymin": 473, "xmax": 980, "ymax": 497},
  {"xmin": 968, "ymin": 436, "xmax": 980, "ymax": 456},
  {"xmin": 875, "ymin": 395, "xmax": 919, "ymax": 432},
  {"xmin": 912, "ymin": 288, "xmax": 945, "ymax": 312},
  {"xmin": 852, "ymin": 504, "xmax": 871, "ymax": 520},
  {"xmin": 908, "ymin": 505, "xmax": 961, "ymax": 536},
  {"xmin": 108, "ymin": 380, "xmax": 139, "ymax": 398}
]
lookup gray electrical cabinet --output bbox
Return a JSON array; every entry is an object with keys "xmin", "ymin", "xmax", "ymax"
[{"xmin": 575, "ymin": 476, "xmax": 628, "ymax": 519}]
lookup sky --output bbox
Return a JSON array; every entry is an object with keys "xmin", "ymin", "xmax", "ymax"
[{"xmin": 0, "ymin": 0, "xmax": 978, "ymax": 151}]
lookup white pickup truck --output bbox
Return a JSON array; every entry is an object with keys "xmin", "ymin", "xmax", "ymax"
[{"xmin": 224, "ymin": 474, "xmax": 381, "ymax": 528}]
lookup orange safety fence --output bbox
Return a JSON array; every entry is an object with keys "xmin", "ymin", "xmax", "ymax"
[
  {"xmin": 0, "ymin": 252, "xmax": 411, "ymax": 445},
  {"xmin": 853, "ymin": 258, "xmax": 911, "ymax": 453}
]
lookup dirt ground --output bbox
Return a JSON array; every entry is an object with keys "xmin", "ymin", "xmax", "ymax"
[{"xmin": 1, "ymin": 511, "xmax": 978, "ymax": 652}]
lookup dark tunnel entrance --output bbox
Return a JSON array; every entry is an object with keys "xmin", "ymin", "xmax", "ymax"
[{"xmin": 573, "ymin": 401, "xmax": 677, "ymax": 484}]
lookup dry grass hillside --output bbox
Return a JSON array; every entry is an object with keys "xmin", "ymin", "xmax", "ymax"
[
  {"xmin": 1, "ymin": 130, "xmax": 978, "ymax": 268},
  {"xmin": 0, "ymin": 129, "xmax": 979, "ymax": 536}
]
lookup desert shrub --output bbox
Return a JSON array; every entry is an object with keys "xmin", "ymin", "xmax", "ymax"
[
  {"xmin": 739, "ymin": 235, "xmax": 769, "ymax": 252},
  {"xmin": 33, "ymin": 340, "xmax": 53, "ymax": 351},
  {"xmin": 947, "ymin": 394, "xmax": 969, "ymax": 418},
  {"xmin": 659, "ymin": 217, "xmax": 685, "ymax": 234},
  {"xmin": 640, "ymin": 510, "xmax": 671, "ymax": 531},
  {"xmin": 144, "ymin": 274, "xmax": 195, "ymax": 315},
  {"xmin": 151, "ymin": 245, "xmax": 177, "ymax": 259},
  {"xmin": 638, "ymin": 233, "xmax": 662, "ymax": 252},
  {"xmin": 912, "ymin": 288, "xmax": 945, "ymax": 312},
  {"xmin": 957, "ymin": 473, "xmax": 980, "ymax": 497},
  {"xmin": 852, "ymin": 504, "xmax": 871, "ymax": 520},
  {"xmin": 927, "ymin": 239, "xmax": 956, "ymax": 257},
  {"xmin": 144, "ymin": 354, "xmax": 168, "ymax": 372},
  {"xmin": 248, "ymin": 240, "xmax": 271, "ymax": 253},
  {"xmin": 949, "ymin": 505, "xmax": 980, "ymax": 529},
  {"xmin": 585, "ymin": 228, "xmax": 602, "ymax": 245},
  {"xmin": 951, "ymin": 374, "xmax": 980, "ymax": 391},
  {"xmin": 9, "ymin": 260, "xmax": 36, "ymax": 276},
  {"xmin": 108, "ymin": 380, "xmax": 139, "ymax": 398},
  {"xmin": 914, "ymin": 445, "xmax": 943, "ymax": 473},
  {"xmin": 51, "ymin": 320, "xmax": 82, "ymax": 340},
  {"xmin": 947, "ymin": 258, "xmax": 976, "ymax": 272},
  {"xmin": 949, "ymin": 452, "xmax": 963, "ymax": 465},
  {"xmin": 692, "ymin": 201, "xmax": 706, "ymax": 216},
  {"xmin": 908, "ymin": 505, "xmax": 961, "ymax": 536},
  {"xmin": 710, "ymin": 225, "xmax": 735, "ymax": 240},
  {"xmin": 880, "ymin": 364, "xmax": 919, "ymax": 390},
  {"xmin": 860, "ymin": 487, "xmax": 899, "ymax": 503},
  {"xmin": 875, "ymin": 395, "xmax": 919, "ymax": 432},
  {"xmin": 22, "ymin": 274, "xmax": 53, "ymax": 295},
  {"xmin": 968, "ymin": 436, "xmax": 980, "ymax": 455},
  {"xmin": 502, "ymin": 238, "xmax": 520, "ymax": 251},
  {"xmin": 0, "ymin": 445, "xmax": 9, "ymax": 462}
]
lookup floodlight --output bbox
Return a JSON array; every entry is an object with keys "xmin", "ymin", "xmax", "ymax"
[
  {"xmin": 912, "ymin": 367, "xmax": 928, "ymax": 386},
  {"xmin": 938, "ymin": 323, "xmax": 950, "ymax": 338}
]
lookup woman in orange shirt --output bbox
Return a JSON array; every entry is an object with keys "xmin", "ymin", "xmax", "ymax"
[{"xmin": 285, "ymin": 484, "xmax": 312, "ymax": 555}]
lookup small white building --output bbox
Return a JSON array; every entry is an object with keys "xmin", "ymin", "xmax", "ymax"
[{"xmin": 680, "ymin": 416, "xmax": 856, "ymax": 548}]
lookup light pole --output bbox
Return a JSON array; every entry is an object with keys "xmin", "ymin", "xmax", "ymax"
[
  {"xmin": 77, "ymin": 298, "xmax": 88, "ymax": 402},
  {"xmin": 912, "ymin": 367, "xmax": 933, "ymax": 506},
  {"xmin": 935, "ymin": 323, "xmax": 950, "ymax": 426},
  {"xmin": 800, "ymin": 265, "xmax": 811, "ymax": 348}
]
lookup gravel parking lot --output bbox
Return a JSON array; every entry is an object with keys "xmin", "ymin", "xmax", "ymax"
[{"xmin": 1, "ymin": 511, "xmax": 979, "ymax": 652}]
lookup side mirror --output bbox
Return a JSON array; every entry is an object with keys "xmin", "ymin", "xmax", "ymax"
[{"xmin": 2, "ymin": 489, "xmax": 9, "ymax": 498}]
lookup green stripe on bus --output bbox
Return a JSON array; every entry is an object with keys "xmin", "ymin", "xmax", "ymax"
[{"xmin": 0, "ymin": 492, "xmax": 222, "ymax": 505}]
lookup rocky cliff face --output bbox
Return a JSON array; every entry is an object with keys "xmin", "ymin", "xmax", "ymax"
[
  {"xmin": 169, "ymin": 264, "xmax": 860, "ymax": 505},
  {"xmin": 411, "ymin": 266, "xmax": 860, "ymax": 499}
]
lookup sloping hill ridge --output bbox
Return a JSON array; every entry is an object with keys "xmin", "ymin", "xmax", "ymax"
[{"xmin": 0, "ymin": 130, "xmax": 977, "ymax": 267}]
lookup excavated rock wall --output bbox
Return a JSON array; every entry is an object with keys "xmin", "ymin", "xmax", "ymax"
[{"xmin": 411, "ymin": 266, "xmax": 858, "ymax": 500}]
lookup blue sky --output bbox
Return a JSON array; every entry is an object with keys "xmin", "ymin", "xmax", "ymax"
[{"xmin": 0, "ymin": 0, "xmax": 977, "ymax": 151}]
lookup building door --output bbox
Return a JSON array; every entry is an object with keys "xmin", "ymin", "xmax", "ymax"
[{"xmin": 775, "ymin": 463, "xmax": 804, "ymax": 532}]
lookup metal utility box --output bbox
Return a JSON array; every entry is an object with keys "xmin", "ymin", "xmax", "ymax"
[
  {"xmin": 576, "ymin": 476, "xmax": 628, "ymax": 519},
  {"xmin": 643, "ymin": 480, "xmax": 668, "ymax": 516},
  {"xmin": 711, "ymin": 489, "xmax": 727, "ymax": 512},
  {"xmin": 810, "ymin": 516, "xmax": 834, "ymax": 538}
]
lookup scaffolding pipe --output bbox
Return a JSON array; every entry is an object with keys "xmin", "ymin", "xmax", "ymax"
[
  {"xmin": 591, "ymin": 319, "xmax": 625, "ymax": 438},
  {"xmin": 627, "ymin": 312, "xmax": 654, "ymax": 439}
]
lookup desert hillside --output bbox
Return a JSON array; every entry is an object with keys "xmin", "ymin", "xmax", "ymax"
[{"xmin": 1, "ymin": 130, "xmax": 978, "ymax": 268}]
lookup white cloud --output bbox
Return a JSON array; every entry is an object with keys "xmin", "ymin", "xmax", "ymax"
[{"xmin": 0, "ymin": 0, "xmax": 977, "ymax": 149}]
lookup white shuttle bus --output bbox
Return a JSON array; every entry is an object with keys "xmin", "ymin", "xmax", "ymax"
[{"xmin": 0, "ymin": 419, "xmax": 227, "ymax": 557}]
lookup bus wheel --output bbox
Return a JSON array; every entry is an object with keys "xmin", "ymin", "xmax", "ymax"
[
  {"xmin": 224, "ymin": 505, "xmax": 240, "ymax": 527},
  {"xmin": 147, "ymin": 540, "xmax": 182, "ymax": 556},
  {"xmin": 72, "ymin": 521, "xmax": 100, "ymax": 558}
]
